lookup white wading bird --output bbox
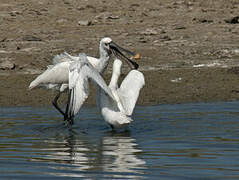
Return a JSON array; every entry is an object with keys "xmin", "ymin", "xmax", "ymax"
[
  {"xmin": 29, "ymin": 37, "xmax": 139, "ymax": 123},
  {"xmin": 67, "ymin": 54, "xmax": 144, "ymax": 129}
]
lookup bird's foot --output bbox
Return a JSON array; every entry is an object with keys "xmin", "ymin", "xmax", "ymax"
[
  {"xmin": 68, "ymin": 118, "xmax": 74, "ymax": 125},
  {"xmin": 64, "ymin": 116, "xmax": 74, "ymax": 126},
  {"xmin": 110, "ymin": 125, "xmax": 115, "ymax": 131}
]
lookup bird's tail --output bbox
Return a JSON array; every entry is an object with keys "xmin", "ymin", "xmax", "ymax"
[
  {"xmin": 119, "ymin": 116, "xmax": 133, "ymax": 125},
  {"xmin": 115, "ymin": 113, "xmax": 133, "ymax": 126}
]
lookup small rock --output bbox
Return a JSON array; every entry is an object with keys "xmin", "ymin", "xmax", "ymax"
[
  {"xmin": 225, "ymin": 16, "xmax": 239, "ymax": 24},
  {"xmin": 140, "ymin": 28, "xmax": 158, "ymax": 35},
  {"xmin": 95, "ymin": 12, "xmax": 109, "ymax": 19},
  {"xmin": 20, "ymin": 47, "xmax": 41, "ymax": 52},
  {"xmin": 22, "ymin": 35, "xmax": 42, "ymax": 41},
  {"xmin": 95, "ymin": 12, "xmax": 119, "ymax": 20},
  {"xmin": 231, "ymin": 90, "xmax": 239, "ymax": 93},
  {"xmin": 77, "ymin": 6, "xmax": 85, "ymax": 11},
  {"xmin": 193, "ymin": 17, "xmax": 213, "ymax": 23},
  {"xmin": 63, "ymin": 0, "xmax": 70, "ymax": 5},
  {"xmin": 107, "ymin": 15, "xmax": 120, "ymax": 20},
  {"xmin": 77, "ymin": 5, "xmax": 96, "ymax": 12},
  {"xmin": 174, "ymin": 26, "xmax": 186, "ymax": 30},
  {"xmin": 9, "ymin": 11, "xmax": 21, "ymax": 16},
  {"xmin": 138, "ymin": 37, "xmax": 147, "ymax": 43},
  {"xmin": 56, "ymin": 18, "xmax": 67, "ymax": 24},
  {"xmin": 232, "ymin": 49, "xmax": 239, "ymax": 54},
  {"xmin": 171, "ymin": 77, "xmax": 182, "ymax": 83},
  {"xmin": 160, "ymin": 35, "xmax": 171, "ymax": 41},
  {"xmin": 0, "ymin": 37, "xmax": 7, "ymax": 42},
  {"xmin": 141, "ymin": 12, "xmax": 148, "ymax": 17},
  {"xmin": 0, "ymin": 60, "xmax": 15, "ymax": 70},
  {"xmin": 130, "ymin": 3, "xmax": 140, "ymax": 8},
  {"xmin": 78, "ymin": 20, "xmax": 92, "ymax": 26},
  {"xmin": 199, "ymin": 19, "xmax": 213, "ymax": 23},
  {"xmin": 85, "ymin": 5, "xmax": 96, "ymax": 10}
]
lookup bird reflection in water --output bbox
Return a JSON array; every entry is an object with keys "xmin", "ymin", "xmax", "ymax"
[{"xmin": 32, "ymin": 129, "xmax": 146, "ymax": 179}]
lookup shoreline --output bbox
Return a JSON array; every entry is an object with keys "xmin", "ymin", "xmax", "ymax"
[
  {"xmin": 1, "ymin": 66, "xmax": 239, "ymax": 107},
  {"xmin": 1, "ymin": 1, "xmax": 239, "ymax": 107}
]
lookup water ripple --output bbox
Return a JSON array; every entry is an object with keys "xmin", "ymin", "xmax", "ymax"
[{"xmin": 1, "ymin": 102, "xmax": 239, "ymax": 179}]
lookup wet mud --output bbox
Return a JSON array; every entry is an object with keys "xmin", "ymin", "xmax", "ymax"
[{"xmin": 1, "ymin": 0, "xmax": 239, "ymax": 106}]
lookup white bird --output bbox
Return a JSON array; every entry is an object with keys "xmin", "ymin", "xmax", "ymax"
[
  {"xmin": 29, "ymin": 37, "xmax": 138, "ymax": 121},
  {"xmin": 98, "ymin": 59, "xmax": 145, "ymax": 129},
  {"xmin": 67, "ymin": 54, "xmax": 144, "ymax": 129}
]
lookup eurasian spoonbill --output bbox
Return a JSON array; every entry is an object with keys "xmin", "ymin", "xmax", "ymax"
[
  {"xmin": 67, "ymin": 54, "xmax": 144, "ymax": 128},
  {"xmin": 29, "ymin": 37, "xmax": 138, "ymax": 122}
]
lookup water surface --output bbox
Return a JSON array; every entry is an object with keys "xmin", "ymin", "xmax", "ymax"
[{"xmin": 1, "ymin": 102, "xmax": 239, "ymax": 179}]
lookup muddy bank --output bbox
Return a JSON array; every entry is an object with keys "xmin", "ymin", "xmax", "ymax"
[
  {"xmin": 1, "ymin": 0, "xmax": 239, "ymax": 106},
  {"xmin": 1, "ymin": 66, "xmax": 239, "ymax": 107}
]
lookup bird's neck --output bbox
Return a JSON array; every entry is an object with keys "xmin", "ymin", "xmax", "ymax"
[
  {"xmin": 98, "ymin": 47, "xmax": 110, "ymax": 74},
  {"xmin": 109, "ymin": 59, "xmax": 122, "ymax": 89},
  {"xmin": 109, "ymin": 71, "xmax": 120, "ymax": 90}
]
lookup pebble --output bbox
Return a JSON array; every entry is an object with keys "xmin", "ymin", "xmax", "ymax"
[
  {"xmin": 9, "ymin": 11, "xmax": 22, "ymax": 16},
  {"xmin": 56, "ymin": 19, "xmax": 68, "ymax": 24},
  {"xmin": 225, "ymin": 16, "xmax": 239, "ymax": 24},
  {"xmin": 95, "ymin": 12, "xmax": 119, "ymax": 20},
  {"xmin": 193, "ymin": 17, "xmax": 213, "ymax": 23},
  {"xmin": 140, "ymin": 28, "xmax": 158, "ymax": 35},
  {"xmin": 78, "ymin": 20, "xmax": 92, "ymax": 26},
  {"xmin": 22, "ymin": 35, "xmax": 42, "ymax": 41},
  {"xmin": 160, "ymin": 35, "xmax": 171, "ymax": 41},
  {"xmin": 174, "ymin": 26, "xmax": 186, "ymax": 30},
  {"xmin": 0, "ymin": 60, "xmax": 15, "ymax": 70},
  {"xmin": 171, "ymin": 77, "xmax": 182, "ymax": 83}
]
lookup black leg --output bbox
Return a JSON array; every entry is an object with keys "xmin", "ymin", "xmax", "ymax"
[
  {"xmin": 110, "ymin": 124, "xmax": 115, "ymax": 130},
  {"xmin": 64, "ymin": 89, "xmax": 74, "ymax": 125},
  {"xmin": 52, "ymin": 91, "xmax": 65, "ymax": 117},
  {"xmin": 68, "ymin": 118, "xmax": 74, "ymax": 125}
]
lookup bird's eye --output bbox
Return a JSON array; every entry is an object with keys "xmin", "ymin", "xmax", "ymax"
[{"xmin": 105, "ymin": 43, "xmax": 110, "ymax": 46}]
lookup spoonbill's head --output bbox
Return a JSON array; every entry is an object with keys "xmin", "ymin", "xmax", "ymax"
[{"xmin": 100, "ymin": 37, "xmax": 140, "ymax": 70}]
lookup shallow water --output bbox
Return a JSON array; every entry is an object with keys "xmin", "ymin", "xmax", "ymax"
[{"xmin": 1, "ymin": 102, "xmax": 239, "ymax": 179}]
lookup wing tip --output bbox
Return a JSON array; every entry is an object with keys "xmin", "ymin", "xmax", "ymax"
[
  {"xmin": 53, "ymin": 52, "xmax": 71, "ymax": 64},
  {"xmin": 29, "ymin": 81, "xmax": 36, "ymax": 90}
]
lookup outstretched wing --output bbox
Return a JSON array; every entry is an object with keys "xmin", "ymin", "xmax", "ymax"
[
  {"xmin": 29, "ymin": 61, "xmax": 70, "ymax": 90},
  {"xmin": 53, "ymin": 52, "xmax": 76, "ymax": 64},
  {"xmin": 53, "ymin": 52, "xmax": 97, "ymax": 67},
  {"xmin": 118, "ymin": 70, "xmax": 145, "ymax": 116},
  {"xmin": 67, "ymin": 54, "xmax": 114, "ymax": 118},
  {"xmin": 67, "ymin": 66, "xmax": 90, "ymax": 118}
]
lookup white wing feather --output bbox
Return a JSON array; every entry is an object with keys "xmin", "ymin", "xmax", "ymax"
[
  {"xmin": 53, "ymin": 52, "xmax": 98, "ymax": 68},
  {"xmin": 53, "ymin": 52, "xmax": 72, "ymax": 64},
  {"xmin": 29, "ymin": 52, "xmax": 98, "ymax": 91},
  {"xmin": 68, "ymin": 67, "xmax": 90, "ymax": 118},
  {"xmin": 118, "ymin": 70, "xmax": 145, "ymax": 116},
  {"xmin": 67, "ymin": 56, "xmax": 114, "ymax": 117},
  {"xmin": 53, "ymin": 52, "xmax": 80, "ymax": 64},
  {"xmin": 29, "ymin": 61, "xmax": 70, "ymax": 89}
]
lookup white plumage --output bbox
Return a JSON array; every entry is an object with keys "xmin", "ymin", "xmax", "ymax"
[
  {"xmin": 68, "ymin": 56, "xmax": 145, "ymax": 128},
  {"xmin": 66, "ymin": 53, "xmax": 115, "ymax": 119},
  {"xmin": 99, "ymin": 59, "xmax": 145, "ymax": 128},
  {"xmin": 29, "ymin": 37, "xmax": 140, "ymax": 125},
  {"xmin": 29, "ymin": 37, "xmax": 115, "ymax": 118},
  {"xmin": 29, "ymin": 37, "xmax": 113, "ymax": 91}
]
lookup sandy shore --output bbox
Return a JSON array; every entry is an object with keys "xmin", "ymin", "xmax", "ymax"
[{"xmin": 1, "ymin": 0, "xmax": 239, "ymax": 106}]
